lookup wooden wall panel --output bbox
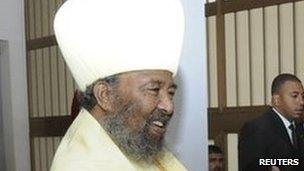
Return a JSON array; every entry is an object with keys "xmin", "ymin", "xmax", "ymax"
[
  {"xmin": 50, "ymin": 47, "xmax": 60, "ymax": 116},
  {"xmin": 225, "ymin": 13, "xmax": 237, "ymax": 106},
  {"xmin": 25, "ymin": 0, "xmax": 74, "ymax": 170},
  {"xmin": 39, "ymin": 138, "xmax": 48, "ymax": 171},
  {"xmin": 43, "ymin": 48, "xmax": 52, "ymax": 116},
  {"xmin": 43, "ymin": 47, "xmax": 54, "ymax": 170},
  {"xmin": 46, "ymin": 137, "xmax": 54, "ymax": 170},
  {"xmin": 279, "ymin": 3, "xmax": 295, "ymax": 73},
  {"xmin": 28, "ymin": 0, "xmax": 35, "ymax": 39},
  {"xmin": 207, "ymin": 2, "xmax": 304, "ymax": 108},
  {"xmin": 250, "ymin": 8, "xmax": 265, "ymax": 105},
  {"xmin": 28, "ymin": 51, "xmax": 37, "ymax": 117},
  {"xmin": 53, "ymin": 137, "xmax": 61, "ymax": 151},
  {"xmin": 206, "ymin": 1, "xmax": 304, "ymax": 170},
  {"xmin": 264, "ymin": 6, "xmax": 280, "ymax": 104},
  {"xmin": 34, "ymin": 136, "xmax": 62, "ymax": 171},
  {"xmin": 34, "ymin": 0, "xmax": 42, "ymax": 38},
  {"xmin": 227, "ymin": 134, "xmax": 238, "ymax": 171},
  {"xmin": 33, "ymin": 50, "xmax": 39, "ymax": 117},
  {"xmin": 236, "ymin": 11, "xmax": 251, "ymax": 106},
  {"xmin": 33, "ymin": 138, "xmax": 40, "ymax": 171},
  {"xmin": 57, "ymin": 51, "xmax": 68, "ymax": 116},
  {"xmin": 207, "ymin": 16, "xmax": 218, "ymax": 107},
  {"xmin": 26, "ymin": 0, "xmax": 62, "ymax": 40},
  {"xmin": 295, "ymin": 1, "xmax": 304, "ymax": 82},
  {"xmin": 32, "ymin": 137, "xmax": 60, "ymax": 171},
  {"xmin": 27, "ymin": 48, "xmax": 76, "ymax": 169},
  {"xmin": 41, "ymin": 0, "xmax": 49, "ymax": 37},
  {"xmin": 36, "ymin": 49, "xmax": 45, "ymax": 117},
  {"xmin": 49, "ymin": 0, "xmax": 56, "ymax": 35},
  {"xmin": 66, "ymin": 67, "xmax": 75, "ymax": 115},
  {"xmin": 27, "ymin": 47, "xmax": 76, "ymax": 118}
]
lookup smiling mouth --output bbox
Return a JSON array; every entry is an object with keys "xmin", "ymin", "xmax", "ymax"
[
  {"xmin": 153, "ymin": 121, "xmax": 164, "ymax": 127},
  {"xmin": 294, "ymin": 109, "xmax": 304, "ymax": 115},
  {"xmin": 148, "ymin": 120, "xmax": 167, "ymax": 135}
]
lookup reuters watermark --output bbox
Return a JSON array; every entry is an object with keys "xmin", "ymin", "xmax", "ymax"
[{"xmin": 259, "ymin": 159, "xmax": 299, "ymax": 166}]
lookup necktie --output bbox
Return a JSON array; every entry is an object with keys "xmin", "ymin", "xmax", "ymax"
[{"xmin": 289, "ymin": 123, "xmax": 298, "ymax": 150}]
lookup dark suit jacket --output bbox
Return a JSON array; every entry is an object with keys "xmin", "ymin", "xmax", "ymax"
[{"xmin": 238, "ymin": 107, "xmax": 304, "ymax": 171}]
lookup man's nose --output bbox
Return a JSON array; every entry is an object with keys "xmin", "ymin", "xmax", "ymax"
[{"xmin": 157, "ymin": 94, "xmax": 174, "ymax": 115}]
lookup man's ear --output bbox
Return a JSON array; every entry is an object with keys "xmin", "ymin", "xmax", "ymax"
[
  {"xmin": 93, "ymin": 82, "xmax": 112, "ymax": 111},
  {"xmin": 272, "ymin": 94, "xmax": 280, "ymax": 106}
]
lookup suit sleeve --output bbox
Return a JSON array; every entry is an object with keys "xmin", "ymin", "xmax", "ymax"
[{"xmin": 238, "ymin": 122, "xmax": 269, "ymax": 171}]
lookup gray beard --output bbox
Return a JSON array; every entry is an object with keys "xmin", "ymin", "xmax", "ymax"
[{"xmin": 100, "ymin": 103, "xmax": 164, "ymax": 163}]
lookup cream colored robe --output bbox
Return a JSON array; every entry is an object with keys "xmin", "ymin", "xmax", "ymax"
[{"xmin": 50, "ymin": 109, "xmax": 187, "ymax": 171}]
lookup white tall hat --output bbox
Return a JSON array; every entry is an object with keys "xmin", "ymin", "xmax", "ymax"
[{"xmin": 54, "ymin": 0, "xmax": 185, "ymax": 91}]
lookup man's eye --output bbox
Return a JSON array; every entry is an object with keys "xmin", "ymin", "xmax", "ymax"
[
  {"xmin": 168, "ymin": 91, "xmax": 175, "ymax": 97},
  {"xmin": 291, "ymin": 94, "xmax": 298, "ymax": 98},
  {"xmin": 148, "ymin": 88, "xmax": 160, "ymax": 92}
]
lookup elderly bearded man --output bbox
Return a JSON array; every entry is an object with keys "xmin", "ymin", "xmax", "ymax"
[{"xmin": 50, "ymin": 0, "xmax": 187, "ymax": 170}]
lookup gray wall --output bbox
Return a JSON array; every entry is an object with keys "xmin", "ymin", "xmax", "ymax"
[
  {"xmin": 0, "ymin": 40, "xmax": 8, "ymax": 171},
  {"xmin": 0, "ymin": 0, "xmax": 31, "ymax": 170}
]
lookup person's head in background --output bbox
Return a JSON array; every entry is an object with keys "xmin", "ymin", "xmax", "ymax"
[
  {"xmin": 271, "ymin": 73, "xmax": 304, "ymax": 122},
  {"xmin": 209, "ymin": 145, "xmax": 224, "ymax": 171}
]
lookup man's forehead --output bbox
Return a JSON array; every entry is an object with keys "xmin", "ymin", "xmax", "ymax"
[
  {"xmin": 279, "ymin": 81, "xmax": 304, "ymax": 92},
  {"xmin": 119, "ymin": 70, "xmax": 175, "ymax": 85}
]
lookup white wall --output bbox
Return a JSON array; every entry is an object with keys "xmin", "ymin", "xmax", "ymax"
[
  {"xmin": 0, "ymin": 0, "xmax": 31, "ymax": 171},
  {"xmin": 166, "ymin": 0, "xmax": 208, "ymax": 171}
]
